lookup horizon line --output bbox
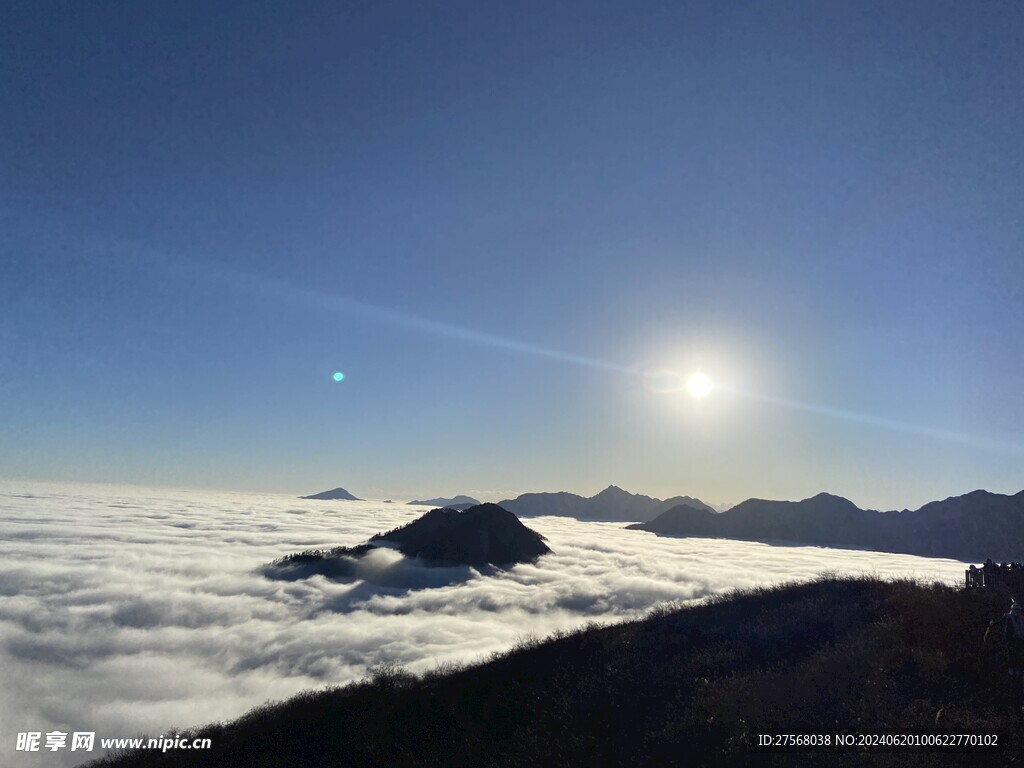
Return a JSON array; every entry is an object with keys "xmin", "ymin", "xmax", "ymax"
[{"xmin": 2, "ymin": 475, "xmax": 1022, "ymax": 515}]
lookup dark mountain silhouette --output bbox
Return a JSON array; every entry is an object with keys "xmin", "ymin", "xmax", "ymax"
[
  {"xmin": 299, "ymin": 487, "xmax": 361, "ymax": 501},
  {"xmin": 407, "ymin": 495, "xmax": 481, "ymax": 507},
  {"xmin": 630, "ymin": 489, "xmax": 1024, "ymax": 561},
  {"xmin": 498, "ymin": 485, "xmax": 715, "ymax": 522},
  {"xmin": 657, "ymin": 494, "xmax": 721, "ymax": 515},
  {"xmin": 372, "ymin": 503, "xmax": 550, "ymax": 567},
  {"xmin": 264, "ymin": 544, "xmax": 377, "ymax": 581},
  {"xmin": 498, "ymin": 490, "xmax": 587, "ymax": 518},
  {"xmin": 86, "ymin": 576, "xmax": 1024, "ymax": 768},
  {"xmin": 265, "ymin": 504, "xmax": 549, "ymax": 580},
  {"xmin": 884, "ymin": 489, "xmax": 1024, "ymax": 560}
]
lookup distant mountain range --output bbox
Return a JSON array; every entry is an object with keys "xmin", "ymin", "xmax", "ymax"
[
  {"xmin": 299, "ymin": 487, "xmax": 361, "ymax": 501},
  {"xmin": 628, "ymin": 489, "xmax": 1024, "ymax": 562},
  {"xmin": 498, "ymin": 485, "xmax": 716, "ymax": 522},
  {"xmin": 298, "ymin": 485, "xmax": 715, "ymax": 520},
  {"xmin": 407, "ymin": 495, "xmax": 481, "ymax": 508},
  {"xmin": 291, "ymin": 484, "xmax": 1022, "ymax": 562}
]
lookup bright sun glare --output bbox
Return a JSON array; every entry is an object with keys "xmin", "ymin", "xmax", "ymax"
[{"xmin": 685, "ymin": 373, "xmax": 714, "ymax": 398}]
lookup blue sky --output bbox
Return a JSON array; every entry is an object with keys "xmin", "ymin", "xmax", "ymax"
[{"xmin": 2, "ymin": 1, "xmax": 1022, "ymax": 509}]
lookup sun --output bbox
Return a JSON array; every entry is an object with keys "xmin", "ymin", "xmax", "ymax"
[{"xmin": 685, "ymin": 372, "xmax": 714, "ymax": 398}]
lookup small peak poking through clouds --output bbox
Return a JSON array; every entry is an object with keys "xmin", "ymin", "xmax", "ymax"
[
  {"xmin": 373, "ymin": 504, "xmax": 551, "ymax": 567},
  {"xmin": 300, "ymin": 487, "xmax": 361, "ymax": 501}
]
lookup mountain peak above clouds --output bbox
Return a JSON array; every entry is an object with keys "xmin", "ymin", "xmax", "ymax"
[
  {"xmin": 373, "ymin": 503, "xmax": 550, "ymax": 567},
  {"xmin": 407, "ymin": 495, "xmax": 481, "ymax": 507},
  {"xmin": 633, "ymin": 488, "xmax": 1024, "ymax": 561},
  {"xmin": 299, "ymin": 487, "xmax": 361, "ymax": 501},
  {"xmin": 265, "ymin": 503, "xmax": 550, "ymax": 581},
  {"xmin": 499, "ymin": 486, "xmax": 716, "ymax": 522}
]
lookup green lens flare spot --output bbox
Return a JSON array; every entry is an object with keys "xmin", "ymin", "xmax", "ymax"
[{"xmin": 333, "ymin": 372, "xmax": 345, "ymax": 382}]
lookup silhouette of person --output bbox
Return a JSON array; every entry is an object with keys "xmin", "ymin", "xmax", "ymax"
[{"xmin": 968, "ymin": 564, "xmax": 980, "ymax": 588}]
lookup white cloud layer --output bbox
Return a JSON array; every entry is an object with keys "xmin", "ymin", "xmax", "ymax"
[{"xmin": 0, "ymin": 481, "xmax": 968, "ymax": 767}]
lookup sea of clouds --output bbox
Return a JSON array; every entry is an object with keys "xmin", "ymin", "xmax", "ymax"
[{"xmin": 0, "ymin": 481, "xmax": 969, "ymax": 767}]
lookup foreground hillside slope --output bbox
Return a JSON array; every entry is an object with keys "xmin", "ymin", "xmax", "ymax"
[{"xmin": 84, "ymin": 577, "xmax": 1023, "ymax": 768}]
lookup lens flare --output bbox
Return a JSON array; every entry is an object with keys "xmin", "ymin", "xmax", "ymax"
[
  {"xmin": 643, "ymin": 368, "xmax": 687, "ymax": 393},
  {"xmin": 162, "ymin": 256, "xmax": 1022, "ymax": 457}
]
